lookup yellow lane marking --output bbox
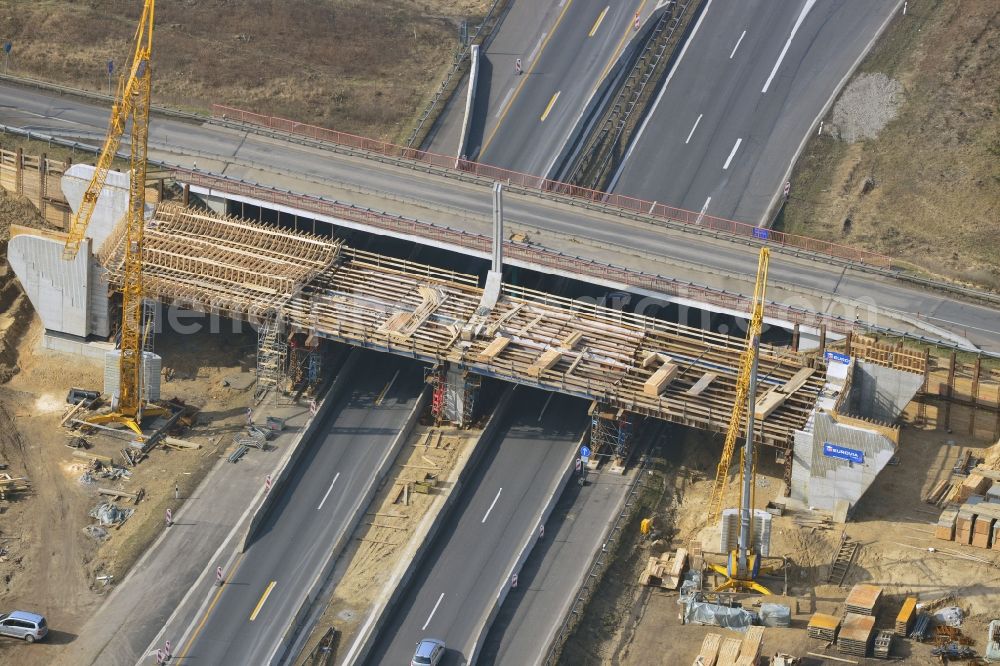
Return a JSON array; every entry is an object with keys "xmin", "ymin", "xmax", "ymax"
[
  {"xmin": 177, "ymin": 552, "xmax": 246, "ymax": 662},
  {"xmin": 595, "ymin": 0, "xmax": 649, "ymax": 86},
  {"xmin": 249, "ymin": 580, "xmax": 277, "ymax": 622},
  {"xmin": 479, "ymin": 0, "xmax": 575, "ymax": 156},
  {"xmin": 589, "ymin": 6, "xmax": 610, "ymax": 37},
  {"xmin": 540, "ymin": 91, "xmax": 561, "ymax": 122}
]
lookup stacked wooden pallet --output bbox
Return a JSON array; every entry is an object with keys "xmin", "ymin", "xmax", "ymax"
[
  {"xmin": 639, "ymin": 547, "xmax": 687, "ymax": 589},
  {"xmin": 838, "ymin": 613, "xmax": 876, "ymax": 657},
  {"xmin": 807, "ymin": 613, "xmax": 840, "ymax": 641},
  {"xmin": 844, "ymin": 583, "xmax": 882, "ymax": 616},
  {"xmin": 693, "ymin": 632, "xmax": 721, "ymax": 666}
]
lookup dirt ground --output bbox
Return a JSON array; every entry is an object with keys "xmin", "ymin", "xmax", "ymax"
[
  {"xmin": 1, "ymin": 0, "xmax": 490, "ymax": 143},
  {"xmin": 561, "ymin": 407, "xmax": 1000, "ymax": 665},
  {"xmin": 0, "ymin": 307, "xmax": 261, "ymax": 664},
  {"xmin": 779, "ymin": 0, "xmax": 1000, "ymax": 288}
]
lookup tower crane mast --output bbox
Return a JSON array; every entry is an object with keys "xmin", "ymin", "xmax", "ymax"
[{"xmin": 62, "ymin": 0, "xmax": 164, "ymax": 436}]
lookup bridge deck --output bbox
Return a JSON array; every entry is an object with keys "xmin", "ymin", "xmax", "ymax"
[{"xmin": 102, "ymin": 204, "xmax": 824, "ymax": 447}]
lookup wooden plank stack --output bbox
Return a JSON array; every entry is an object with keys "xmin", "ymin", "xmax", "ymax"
[
  {"xmin": 693, "ymin": 633, "xmax": 721, "ymax": 666},
  {"xmin": 638, "ymin": 547, "xmax": 687, "ymax": 589},
  {"xmin": 739, "ymin": 626, "xmax": 764, "ymax": 663},
  {"xmin": 935, "ymin": 506, "xmax": 960, "ymax": 540},
  {"xmin": 838, "ymin": 613, "xmax": 876, "ymax": 657},
  {"xmin": 844, "ymin": 583, "xmax": 883, "ymax": 616},
  {"xmin": 807, "ymin": 612, "xmax": 840, "ymax": 641},
  {"xmin": 716, "ymin": 638, "xmax": 742, "ymax": 666},
  {"xmin": 895, "ymin": 597, "xmax": 917, "ymax": 636}
]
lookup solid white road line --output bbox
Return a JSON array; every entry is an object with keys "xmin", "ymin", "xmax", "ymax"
[
  {"xmin": 528, "ymin": 32, "xmax": 547, "ymax": 64},
  {"xmin": 695, "ymin": 197, "xmax": 711, "ymax": 224},
  {"xmin": 482, "ymin": 488, "xmax": 503, "ymax": 523},
  {"xmin": 730, "ymin": 29, "xmax": 747, "ymax": 59},
  {"xmin": 761, "ymin": 0, "xmax": 817, "ymax": 93},
  {"xmin": 422, "ymin": 593, "xmax": 445, "ymax": 631},
  {"xmin": 495, "ymin": 88, "xmax": 515, "ymax": 119},
  {"xmin": 607, "ymin": 0, "xmax": 714, "ymax": 191},
  {"xmin": 684, "ymin": 113, "xmax": 703, "ymax": 144},
  {"xmin": 317, "ymin": 472, "xmax": 341, "ymax": 511},
  {"xmin": 723, "ymin": 138, "xmax": 742, "ymax": 170}
]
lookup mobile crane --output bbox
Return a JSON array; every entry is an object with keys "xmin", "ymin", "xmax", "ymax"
[
  {"xmin": 62, "ymin": 0, "xmax": 166, "ymax": 436},
  {"xmin": 705, "ymin": 247, "xmax": 773, "ymax": 595}
]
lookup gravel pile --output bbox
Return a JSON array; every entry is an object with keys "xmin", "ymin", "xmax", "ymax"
[{"xmin": 831, "ymin": 73, "xmax": 904, "ymax": 143}]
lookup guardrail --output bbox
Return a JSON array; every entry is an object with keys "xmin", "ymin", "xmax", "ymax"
[
  {"xmin": 2, "ymin": 122, "xmax": 995, "ymax": 358},
  {"xmin": 210, "ymin": 103, "xmax": 892, "ymax": 268},
  {"xmin": 540, "ymin": 451, "xmax": 651, "ymax": 665}
]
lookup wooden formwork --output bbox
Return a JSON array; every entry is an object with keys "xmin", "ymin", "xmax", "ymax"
[
  {"xmin": 0, "ymin": 146, "xmax": 73, "ymax": 230},
  {"xmin": 97, "ymin": 203, "xmax": 827, "ymax": 448},
  {"xmin": 845, "ymin": 334, "xmax": 1000, "ymax": 439}
]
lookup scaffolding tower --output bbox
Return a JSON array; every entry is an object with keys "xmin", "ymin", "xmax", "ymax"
[
  {"xmin": 424, "ymin": 364, "xmax": 481, "ymax": 428},
  {"xmin": 256, "ymin": 313, "xmax": 287, "ymax": 401},
  {"xmin": 590, "ymin": 402, "xmax": 634, "ymax": 469}
]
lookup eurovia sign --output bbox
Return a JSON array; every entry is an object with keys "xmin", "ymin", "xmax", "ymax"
[{"xmin": 823, "ymin": 442, "xmax": 864, "ymax": 464}]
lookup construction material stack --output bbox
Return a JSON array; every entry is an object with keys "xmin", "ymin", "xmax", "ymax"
[
  {"xmin": 844, "ymin": 583, "xmax": 883, "ymax": 616},
  {"xmin": 895, "ymin": 597, "xmax": 917, "ymax": 636},
  {"xmin": 838, "ymin": 613, "xmax": 876, "ymax": 657},
  {"xmin": 807, "ymin": 613, "xmax": 840, "ymax": 642}
]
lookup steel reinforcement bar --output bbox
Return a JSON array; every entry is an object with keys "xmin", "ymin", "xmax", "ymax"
[{"xmin": 210, "ymin": 104, "xmax": 892, "ymax": 268}]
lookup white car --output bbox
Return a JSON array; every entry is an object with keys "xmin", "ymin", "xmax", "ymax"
[{"xmin": 411, "ymin": 637, "xmax": 445, "ymax": 666}]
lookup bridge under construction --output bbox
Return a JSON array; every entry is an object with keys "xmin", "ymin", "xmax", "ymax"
[{"xmin": 92, "ymin": 202, "xmax": 826, "ymax": 449}]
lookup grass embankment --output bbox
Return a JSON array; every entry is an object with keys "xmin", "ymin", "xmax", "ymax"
[
  {"xmin": 1, "ymin": 0, "xmax": 490, "ymax": 142},
  {"xmin": 778, "ymin": 0, "xmax": 1000, "ymax": 289}
]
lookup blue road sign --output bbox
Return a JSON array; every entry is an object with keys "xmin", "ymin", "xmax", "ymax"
[
  {"xmin": 3, "ymin": 42, "xmax": 11, "ymax": 54},
  {"xmin": 752, "ymin": 227, "xmax": 769, "ymax": 240},
  {"xmin": 108, "ymin": 59, "xmax": 114, "ymax": 74},
  {"xmin": 580, "ymin": 445, "xmax": 591, "ymax": 459},
  {"xmin": 824, "ymin": 350, "xmax": 851, "ymax": 365},
  {"xmin": 823, "ymin": 442, "xmax": 864, "ymax": 464}
]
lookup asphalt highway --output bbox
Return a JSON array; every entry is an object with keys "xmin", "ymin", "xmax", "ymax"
[
  {"xmin": 472, "ymin": 0, "xmax": 645, "ymax": 176},
  {"xmin": 2, "ymin": 82, "xmax": 998, "ymax": 352},
  {"xmin": 611, "ymin": 0, "xmax": 898, "ymax": 224},
  {"xmin": 363, "ymin": 389, "xmax": 587, "ymax": 666},
  {"xmin": 175, "ymin": 352, "xmax": 423, "ymax": 665}
]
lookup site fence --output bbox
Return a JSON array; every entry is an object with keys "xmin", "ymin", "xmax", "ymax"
[
  {"xmin": 210, "ymin": 104, "xmax": 893, "ymax": 269},
  {"xmin": 0, "ymin": 146, "xmax": 72, "ymax": 229}
]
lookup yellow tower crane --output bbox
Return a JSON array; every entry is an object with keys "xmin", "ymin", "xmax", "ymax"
[
  {"xmin": 705, "ymin": 246, "xmax": 772, "ymax": 594},
  {"xmin": 63, "ymin": 0, "xmax": 166, "ymax": 436}
]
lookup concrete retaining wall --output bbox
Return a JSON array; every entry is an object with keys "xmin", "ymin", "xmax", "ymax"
[
  {"xmin": 455, "ymin": 44, "xmax": 480, "ymax": 164},
  {"xmin": 343, "ymin": 386, "xmax": 516, "ymax": 665},
  {"xmin": 466, "ymin": 431, "xmax": 584, "ymax": 664}
]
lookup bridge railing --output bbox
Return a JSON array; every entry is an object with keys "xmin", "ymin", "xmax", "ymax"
[
  {"xmin": 210, "ymin": 104, "xmax": 892, "ymax": 269},
  {"xmin": 181, "ymin": 168, "xmax": 859, "ymax": 337}
]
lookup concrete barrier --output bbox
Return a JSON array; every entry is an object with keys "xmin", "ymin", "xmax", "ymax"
[
  {"xmin": 466, "ymin": 431, "xmax": 585, "ymax": 664},
  {"xmin": 455, "ymin": 44, "xmax": 480, "ymax": 166},
  {"xmin": 238, "ymin": 350, "xmax": 361, "ymax": 553},
  {"xmin": 274, "ymin": 384, "xmax": 432, "ymax": 664},
  {"xmin": 343, "ymin": 386, "xmax": 516, "ymax": 666}
]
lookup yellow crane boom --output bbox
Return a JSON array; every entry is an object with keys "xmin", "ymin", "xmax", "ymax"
[
  {"xmin": 706, "ymin": 247, "xmax": 769, "ymax": 524},
  {"xmin": 62, "ymin": 0, "xmax": 161, "ymax": 436}
]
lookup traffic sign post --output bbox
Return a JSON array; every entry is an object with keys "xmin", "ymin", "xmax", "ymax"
[
  {"xmin": 164, "ymin": 640, "xmax": 172, "ymax": 658},
  {"xmin": 107, "ymin": 59, "xmax": 114, "ymax": 95},
  {"xmin": 265, "ymin": 474, "xmax": 272, "ymax": 493},
  {"xmin": 165, "ymin": 508, "xmax": 173, "ymax": 527},
  {"xmin": 216, "ymin": 566, "xmax": 224, "ymax": 586},
  {"xmin": 3, "ymin": 42, "xmax": 11, "ymax": 75},
  {"xmin": 156, "ymin": 648, "xmax": 165, "ymax": 664},
  {"xmin": 511, "ymin": 572, "xmax": 518, "ymax": 588}
]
